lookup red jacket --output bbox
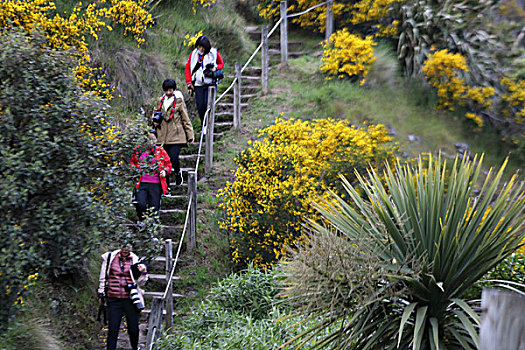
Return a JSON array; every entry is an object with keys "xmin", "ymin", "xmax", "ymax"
[
  {"xmin": 131, "ymin": 145, "xmax": 172, "ymax": 194},
  {"xmin": 185, "ymin": 49, "xmax": 224, "ymax": 87}
]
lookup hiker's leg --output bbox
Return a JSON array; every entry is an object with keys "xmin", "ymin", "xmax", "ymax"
[
  {"xmin": 147, "ymin": 182, "xmax": 162, "ymax": 217},
  {"xmin": 122, "ymin": 299, "xmax": 140, "ymax": 350},
  {"xmin": 106, "ymin": 298, "xmax": 123, "ymax": 350},
  {"xmin": 194, "ymin": 85, "xmax": 208, "ymax": 125},
  {"xmin": 165, "ymin": 144, "xmax": 180, "ymax": 174},
  {"xmin": 135, "ymin": 183, "xmax": 148, "ymax": 221}
]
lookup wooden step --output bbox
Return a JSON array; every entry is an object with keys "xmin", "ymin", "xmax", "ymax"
[
  {"xmin": 225, "ymin": 75, "xmax": 261, "ymax": 81},
  {"xmin": 217, "ymin": 103, "xmax": 249, "ymax": 108},
  {"xmin": 148, "ymin": 273, "xmax": 180, "ymax": 282},
  {"xmin": 144, "ymin": 291, "xmax": 184, "ymax": 298},
  {"xmin": 142, "ymin": 308, "xmax": 176, "ymax": 316},
  {"xmin": 215, "ymin": 111, "xmax": 233, "ymax": 116},
  {"xmin": 159, "ymin": 209, "xmax": 186, "ymax": 214},
  {"xmin": 215, "ymin": 121, "xmax": 233, "ymax": 127},
  {"xmin": 162, "ymin": 194, "xmax": 186, "ymax": 200},
  {"xmin": 179, "ymin": 154, "xmax": 199, "ymax": 161},
  {"xmin": 152, "ymin": 256, "xmax": 176, "ymax": 264}
]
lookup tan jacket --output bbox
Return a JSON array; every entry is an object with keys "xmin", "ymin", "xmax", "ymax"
[
  {"xmin": 98, "ymin": 250, "xmax": 148, "ymax": 306},
  {"xmin": 154, "ymin": 91, "xmax": 194, "ymax": 145}
]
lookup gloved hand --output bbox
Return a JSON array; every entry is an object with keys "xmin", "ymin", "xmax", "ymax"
[
  {"xmin": 187, "ymin": 85, "xmax": 194, "ymax": 96},
  {"xmin": 160, "ymin": 170, "xmax": 167, "ymax": 178},
  {"xmin": 188, "ymin": 139, "xmax": 194, "ymax": 144},
  {"xmin": 98, "ymin": 292, "xmax": 105, "ymax": 305}
]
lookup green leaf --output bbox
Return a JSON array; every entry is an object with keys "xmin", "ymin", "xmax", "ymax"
[
  {"xmin": 413, "ymin": 306, "xmax": 428, "ymax": 350},
  {"xmin": 398, "ymin": 302, "xmax": 417, "ymax": 347}
]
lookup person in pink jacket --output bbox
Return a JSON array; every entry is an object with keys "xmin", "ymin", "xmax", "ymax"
[{"xmin": 98, "ymin": 245, "xmax": 148, "ymax": 350}]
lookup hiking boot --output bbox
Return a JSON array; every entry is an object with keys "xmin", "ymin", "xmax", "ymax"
[{"xmin": 175, "ymin": 170, "xmax": 184, "ymax": 186}]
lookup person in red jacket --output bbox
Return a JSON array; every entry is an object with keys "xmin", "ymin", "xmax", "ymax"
[
  {"xmin": 130, "ymin": 130, "xmax": 172, "ymax": 222},
  {"xmin": 185, "ymin": 35, "xmax": 224, "ymax": 126}
]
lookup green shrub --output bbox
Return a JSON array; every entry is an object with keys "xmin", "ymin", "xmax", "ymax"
[
  {"xmin": 281, "ymin": 154, "xmax": 525, "ymax": 349},
  {"xmin": 0, "ymin": 30, "xmax": 147, "ymax": 331}
]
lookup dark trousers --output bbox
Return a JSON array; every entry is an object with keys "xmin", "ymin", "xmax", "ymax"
[
  {"xmin": 164, "ymin": 144, "xmax": 182, "ymax": 188},
  {"xmin": 106, "ymin": 297, "xmax": 140, "ymax": 350},
  {"xmin": 194, "ymin": 85, "xmax": 212, "ymax": 126},
  {"xmin": 135, "ymin": 182, "xmax": 162, "ymax": 221}
]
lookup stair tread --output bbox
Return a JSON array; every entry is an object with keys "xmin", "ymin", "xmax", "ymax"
[
  {"xmin": 159, "ymin": 208, "xmax": 186, "ymax": 213},
  {"xmin": 215, "ymin": 121, "xmax": 233, "ymax": 126},
  {"xmin": 217, "ymin": 103, "xmax": 249, "ymax": 107},
  {"xmin": 142, "ymin": 309, "xmax": 176, "ymax": 316},
  {"xmin": 144, "ymin": 291, "xmax": 184, "ymax": 298},
  {"xmin": 148, "ymin": 273, "xmax": 180, "ymax": 280}
]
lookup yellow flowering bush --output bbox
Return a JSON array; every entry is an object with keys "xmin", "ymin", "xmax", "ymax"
[
  {"xmin": 257, "ymin": 0, "xmax": 402, "ymax": 35},
  {"xmin": 184, "ymin": 30, "xmax": 204, "ymax": 47},
  {"xmin": 320, "ymin": 29, "xmax": 376, "ymax": 85},
  {"xmin": 191, "ymin": 0, "xmax": 216, "ymax": 14},
  {"xmin": 0, "ymin": 0, "xmax": 153, "ymax": 99},
  {"xmin": 106, "ymin": 0, "xmax": 154, "ymax": 45},
  {"xmin": 217, "ymin": 117, "xmax": 397, "ymax": 269},
  {"xmin": 423, "ymin": 49, "xmax": 496, "ymax": 128}
]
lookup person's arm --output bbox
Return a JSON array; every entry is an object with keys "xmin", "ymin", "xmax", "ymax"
[
  {"xmin": 160, "ymin": 148, "xmax": 172, "ymax": 176},
  {"xmin": 98, "ymin": 253, "xmax": 109, "ymax": 297},
  {"xmin": 185, "ymin": 52, "xmax": 193, "ymax": 90},
  {"xmin": 179, "ymin": 95, "xmax": 194, "ymax": 143},
  {"xmin": 216, "ymin": 50, "xmax": 224, "ymax": 70}
]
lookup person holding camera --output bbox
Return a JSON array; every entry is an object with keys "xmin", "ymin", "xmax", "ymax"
[
  {"xmin": 184, "ymin": 35, "xmax": 224, "ymax": 126},
  {"xmin": 131, "ymin": 130, "xmax": 172, "ymax": 221},
  {"xmin": 153, "ymin": 79, "xmax": 194, "ymax": 189},
  {"xmin": 98, "ymin": 245, "xmax": 148, "ymax": 350}
]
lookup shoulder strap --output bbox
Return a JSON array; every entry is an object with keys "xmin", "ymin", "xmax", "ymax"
[{"xmin": 104, "ymin": 252, "xmax": 112, "ymax": 293}]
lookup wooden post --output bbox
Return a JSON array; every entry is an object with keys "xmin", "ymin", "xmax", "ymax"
[
  {"xmin": 479, "ymin": 288, "xmax": 525, "ymax": 349},
  {"xmin": 233, "ymin": 62, "xmax": 242, "ymax": 130},
  {"xmin": 187, "ymin": 171, "xmax": 197, "ymax": 252},
  {"xmin": 280, "ymin": 0, "xmax": 288, "ymax": 64},
  {"xmin": 261, "ymin": 25, "xmax": 269, "ymax": 95},
  {"xmin": 164, "ymin": 239, "xmax": 173, "ymax": 330},
  {"xmin": 325, "ymin": 0, "xmax": 334, "ymax": 42},
  {"xmin": 204, "ymin": 86, "xmax": 216, "ymax": 174},
  {"xmin": 145, "ymin": 297, "xmax": 163, "ymax": 350}
]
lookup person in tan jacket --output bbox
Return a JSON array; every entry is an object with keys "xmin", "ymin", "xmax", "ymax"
[{"xmin": 153, "ymin": 79, "xmax": 194, "ymax": 191}]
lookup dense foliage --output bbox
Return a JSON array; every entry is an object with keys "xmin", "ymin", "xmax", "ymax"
[
  {"xmin": 0, "ymin": 0, "xmax": 153, "ymax": 99},
  {"xmin": 218, "ymin": 117, "xmax": 396, "ymax": 269},
  {"xmin": 281, "ymin": 155, "xmax": 525, "ymax": 349},
  {"xmin": 155, "ymin": 266, "xmax": 339, "ymax": 349},
  {"xmin": 0, "ymin": 30, "xmax": 147, "ymax": 332}
]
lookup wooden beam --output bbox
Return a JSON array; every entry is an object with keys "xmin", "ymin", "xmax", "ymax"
[
  {"xmin": 261, "ymin": 25, "xmax": 269, "ymax": 95},
  {"xmin": 164, "ymin": 239, "xmax": 173, "ymax": 330},
  {"xmin": 280, "ymin": 0, "xmax": 288, "ymax": 64},
  {"xmin": 233, "ymin": 62, "xmax": 242, "ymax": 130},
  {"xmin": 325, "ymin": 0, "xmax": 334, "ymax": 41},
  {"xmin": 480, "ymin": 288, "xmax": 525, "ymax": 349},
  {"xmin": 187, "ymin": 171, "xmax": 197, "ymax": 252},
  {"xmin": 145, "ymin": 297, "xmax": 163, "ymax": 349},
  {"xmin": 204, "ymin": 86, "xmax": 216, "ymax": 174}
]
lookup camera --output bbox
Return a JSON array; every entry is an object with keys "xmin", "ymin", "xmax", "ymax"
[
  {"xmin": 125, "ymin": 283, "xmax": 144, "ymax": 311},
  {"xmin": 203, "ymin": 63, "xmax": 224, "ymax": 83},
  {"xmin": 153, "ymin": 110, "xmax": 164, "ymax": 124}
]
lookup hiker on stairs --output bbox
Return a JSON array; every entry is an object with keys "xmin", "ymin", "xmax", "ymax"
[
  {"xmin": 185, "ymin": 35, "xmax": 225, "ymax": 126},
  {"xmin": 152, "ymin": 79, "xmax": 194, "ymax": 190},
  {"xmin": 131, "ymin": 130, "xmax": 172, "ymax": 222},
  {"xmin": 98, "ymin": 245, "xmax": 148, "ymax": 350}
]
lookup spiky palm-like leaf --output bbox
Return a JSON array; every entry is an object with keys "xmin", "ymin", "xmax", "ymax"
[{"xmin": 281, "ymin": 155, "xmax": 525, "ymax": 349}]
